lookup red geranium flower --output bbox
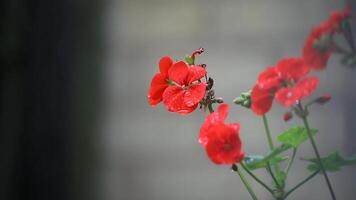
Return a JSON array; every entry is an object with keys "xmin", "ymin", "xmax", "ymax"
[
  {"xmin": 327, "ymin": 5, "xmax": 352, "ymax": 33},
  {"xmin": 148, "ymin": 56, "xmax": 174, "ymax": 106},
  {"xmin": 251, "ymin": 58, "xmax": 319, "ymax": 114},
  {"xmin": 199, "ymin": 104, "xmax": 244, "ymax": 165},
  {"xmin": 303, "ymin": 25, "xmax": 333, "ymax": 70},
  {"xmin": 303, "ymin": 5, "xmax": 352, "ymax": 70},
  {"xmin": 162, "ymin": 61, "xmax": 207, "ymax": 114}
]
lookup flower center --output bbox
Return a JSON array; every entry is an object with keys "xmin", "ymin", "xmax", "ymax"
[{"xmin": 223, "ymin": 143, "xmax": 233, "ymax": 151}]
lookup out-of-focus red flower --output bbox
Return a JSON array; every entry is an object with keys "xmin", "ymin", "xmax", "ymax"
[
  {"xmin": 251, "ymin": 58, "xmax": 319, "ymax": 115},
  {"xmin": 303, "ymin": 25, "xmax": 333, "ymax": 70},
  {"xmin": 199, "ymin": 104, "xmax": 244, "ymax": 165},
  {"xmin": 162, "ymin": 61, "xmax": 207, "ymax": 114},
  {"xmin": 327, "ymin": 5, "xmax": 352, "ymax": 33},
  {"xmin": 303, "ymin": 5, "xmax": 352, "ymax": 70},
  {"xmin": 148, "ymin": 56, "xmax": 174, "ymax": 105}
]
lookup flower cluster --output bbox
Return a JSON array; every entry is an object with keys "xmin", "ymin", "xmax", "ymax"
[
  {"xmin": 148, "ymin": 5, "xmax": 355, "ymax": 200},
  {"xmin": 251, "ymin": 57, "xmax": 318, "ymax": 115},
  {"xmin": 303, "ymin": 5, "xmax": 352, "ymax": 70}
]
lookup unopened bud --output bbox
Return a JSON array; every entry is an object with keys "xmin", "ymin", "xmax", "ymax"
[
  {"xmin": 215, "ymin": 97, "xmax": 224, "ymax": 104},
  {"xmin": 316, "ymin": 94, "xmax": 332, "ymax": 104},
  {"xmin": 191, "ymin": 47, "xmax": 205, "ymax": 59},
  {"xmin": 283, "ymin": 112, "xmax": 293, "ymax": 122},
  {"xmin": 233, "ymin": 97, "xmax": 244, "ymax": 104}
]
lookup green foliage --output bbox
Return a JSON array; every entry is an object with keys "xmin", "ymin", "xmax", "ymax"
[
  {"xmin": 277, "ymin": 127, "xmax": 318, "ymax": 148},
  {"xmin": 244, "ymin": 153, "xmax": 288, "ymax": 170},
  {"xmin": 305, "ymin": 151, "xmax": 356, "ymax": 173}
]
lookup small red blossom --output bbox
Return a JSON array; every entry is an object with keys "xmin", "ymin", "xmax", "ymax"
[
  {"xmin": 148, "ymin": 56, "xmax": 174, "ymax": 106},
  {"xmin": 199, "ymin": 104, "xmax": 244, "ymax": 165},
  {"xmin": 162, "ymin": 61, "xmax": 207, "ymax": 114}
]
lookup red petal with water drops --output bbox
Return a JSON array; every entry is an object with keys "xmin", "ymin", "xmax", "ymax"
[
  {"xmin": 148, "ymin": 73, "xmax": 168, "ymax": 106},
  {"xmin": 183, "ymin": 83, "xmax": 206, "ymax": 107},
  {"xmin": 159, "ymin": 56, "xmax": 173, "ymax": 77},
  {"xmin": 186, "ymin": 66, "xmax": 206, "ymax": 84},
  {"xmin": 168, "ymin": 61, "xmax": 189, "ymax": 85},
  {"xmin": 162, "ymin": 86, "xmax": 196, "ymax": 114}
]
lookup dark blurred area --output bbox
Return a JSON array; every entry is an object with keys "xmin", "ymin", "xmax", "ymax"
[{"xmin": 0, "ymin": 0, "xmax": 102, "ymax": 200}]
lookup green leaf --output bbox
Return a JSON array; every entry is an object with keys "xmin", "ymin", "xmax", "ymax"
[
  {"xmin": 305, "ymin": 151, "xmax": 356, "ymax": 173},
  {"xmin": 277, "ymin": 127, "xmax": 318, "ymax": 148},
  {"xmin": 185, "ymin": 56, "xmax": 194, "ymax": 65},
  {"xmin": 244, "ymin": 154, "xmax": 288, "ymax": 170}
]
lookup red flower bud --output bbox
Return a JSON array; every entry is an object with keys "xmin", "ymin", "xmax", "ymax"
[
  {"xmin": 191, "ymin": 47, "xmax": 205, "ymax": 59},
  {"xmin": 283, "ymin": 112, "xmax": 293, "ymax": 122},
  {"xmin": 316, "ymin": 94, "xmax": 332, "ymax": 104}
]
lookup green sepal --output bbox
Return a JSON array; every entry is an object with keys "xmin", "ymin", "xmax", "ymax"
[
  {"xmin": 304, "ymin": 151, "xmax": 356, "ymax": 173},
  {"xmin": 185, "ymin": 56, "xmax": 194, "ymax": 65},
  {"xmin": 277, "ymin": 127, "xmax": 318, "ymax": 148}
]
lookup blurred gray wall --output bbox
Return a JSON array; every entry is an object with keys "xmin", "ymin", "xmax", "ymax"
[{"xmin": 99, "ymin": 0, "xmax": 356, "ymax": 200}]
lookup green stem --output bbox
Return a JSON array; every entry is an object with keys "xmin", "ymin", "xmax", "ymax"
[
  {"xmin": 208, "ymin": 103, "xmax": 214, "ymax": 113},
  {"xmin": 284, "ymin": 170, "xmax": 320, "ymax": 199},
  {"xmin": 240, "ymin": 162, "xmax": 274, "ymax": 194},
  {"xmin": 262, "ymin": 115, "xmax": 281, "ymax": 179},
  {"xmin": 235, "ymin": 165, "xmax": 259, "ymax": 200},
  {"xmin": 284, "ymin": 148, "xmax": 297, "ymax": 178},
  {"xmin": 299, "ymin": 104, "xmax": 336, "ymax": 200},
  {"xmin": 262, "ymin": 115, "xmax": 274, "ymax": 150},
  {"xmin": 266, "ymin": 163, "xmax": 280, "ymax": 189}
]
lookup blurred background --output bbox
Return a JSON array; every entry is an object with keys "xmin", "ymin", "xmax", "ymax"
[{"xmin": 1, "ymin": 0, "xmax": 356, "ymax": 200}]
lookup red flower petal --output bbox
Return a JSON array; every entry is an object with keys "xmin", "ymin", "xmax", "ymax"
[
  {"xmin": 148, "ymin": 73, "xmax": 168, "ymax": 106},
  {"xmin": 205, "ymin": 124, "xmax": 244, "ymax": 165},
  {"xmin": 162, "ymin": 86, "xmax": 197, "ymax": 114},
  {"xmin": 295, "ymin": 76, "xmax": 319, "ymax": 99},
  {"xmin": 186, "ymin": 66, "xmax": 206, "ymax": 84},
  {"xmin": 251, "ymin": 85, "xmax": 274, "ymax": 115},
  {"xmin": 276, "ymin": 57, "xmax": 310, "ymax": 82},
  {"xmin": 199, "ymin": 103, "xmax": 230, "ymax": 147},
  {"xmin": 275, "ymin": 87, "xmax": 302, "ymax": 107},
  {"xmin": 168, "ymin": 61, "xmax": 189, "ymax": 85},
  {"xmin": 257, "ymin": 67, "xmax": 282, "ymax": 90},
  {"xmin": 159, "ymin": 56, "xmax": 173, "ymax": 77},
  {"xmin": 184, "ymin": 83, "xmax": 206, "ymax": 107},
  {"xmin": 303, "ymin": 26, "xmax": 332, "ymax": 70}
]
